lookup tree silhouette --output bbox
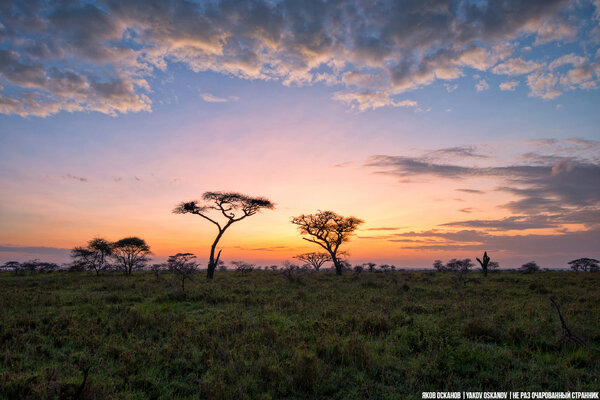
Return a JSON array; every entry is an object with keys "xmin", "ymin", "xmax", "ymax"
[
  {"xmin": 520, "ymin": 261, "xmax": 540, "ymax": 274},
  {"xmin": 363, "ymin": 262, "xmax": 377, "ymax": 272},
  {"xmin": 167, "ymin": 253, "xmax": 198, "ymax": 292},
  {"xmin": 294, "ymin": 252, "xmax": 331, "ymax": 271},
  {"xmin": 111, "ymin": 237, "xmax": 151, "ymax": 276},
  {"xmin": 1, "ymin": 261, "xmax": 22, "ymax": 274},
  {"xmin": 71, "ymin": 237, "xmax": 112, "ymax": 276},
  {"xmin": 476, "ymin": 251, "xmax": 491, "ymax": 277},
  {"xmin": 173, "ymin": 192, "xmax": 275, "ymax": 279},
  {"xmin": 291, "ymin": 210, "xmax": 363, "ymax": 275},
  {"xmin": 568, "ymin": 258, "xmax": 599, "ymax": 272}
]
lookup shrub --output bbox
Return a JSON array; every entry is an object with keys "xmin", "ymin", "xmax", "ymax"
[{"xmin": 520, "ymin": 261, "xmax": 540, "ymax": 274}]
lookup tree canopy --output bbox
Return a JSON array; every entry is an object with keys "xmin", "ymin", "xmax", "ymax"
[
  {"xmin": 174, "ymin": 191, "xmax": 275, "ymax": 279},
  {"xmin": 291, "ymin": 210, "xmax": 363, "ymax": 275},
  {"xmin": 112, "ymin": 237, "xmax": 151, "ymax": 276}
]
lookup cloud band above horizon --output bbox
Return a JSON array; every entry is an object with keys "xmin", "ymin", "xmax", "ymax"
[{"xmin": 1, "ymin": 0, "xmax": 599, "ymax": 117}]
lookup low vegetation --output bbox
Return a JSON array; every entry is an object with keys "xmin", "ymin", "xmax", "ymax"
[{"xmin": 1, "ymin": 269, "xmax": 598, "ymax": 399}]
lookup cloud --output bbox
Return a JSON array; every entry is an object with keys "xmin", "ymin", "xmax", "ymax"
[
  {"xmin": 456, "ymin": 188, "xmax": 484, "ymax": 194},
  {"xmin": 499, "ymin": 80, "xmax": 519, "ymax": 91},
  {"xmin": 331, "ymin": 90, "xmax": 418, "ymax": 111},
  {"xmin": 426, "ymin": 146, "xmax": 488, "ymax": 159},
  {"xmin": 491, "ymin": 58, "xmax": 542, "ymax": 76},
  {"xmin": 365, "ymin": 227, "xmax": 405, "ymax": 231},
  {"xmin": 475, "ymin": 79, "xmax": 489, "ymax": 92},
  {"xmin": 200, "ymin": 92, "xmax": 228, "ymax": 103},
  {"xmin": 386, "ymin": 228, "xmax": 600, "ymax": 257},
  {"xmin": 527, "ymin": 71, "xmax": 562, "ymax": 99},
  {"xmin": 0, "ymin": 245, "xmax": 71, "ymax": 256},
  {"xmin": 444, "ymin": 83, "xmax": 458, "ymax": 93},
  {"xmin": 63, "ymin": 174, "xmax": 87, "ymax": 182},
  {"xmin": 367, "ymin": 143, "xmax": 600, "ymax": 234},
  {"xmin": 0, "ymin": 0, "xmax": 596, "ymax": 116}
]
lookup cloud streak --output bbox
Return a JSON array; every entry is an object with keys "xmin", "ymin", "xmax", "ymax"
[{"xmin": 366, "ymin": 140, "xmax": 600, "ymax": 252}]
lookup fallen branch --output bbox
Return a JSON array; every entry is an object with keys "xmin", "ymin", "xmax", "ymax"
[
  {"xmin": 549, "ymin": 297, "xmax": 585, "ymax": 347},
  {"xmin": 74, "ymin": 365, "xmax": 90, "ymax": 399}
]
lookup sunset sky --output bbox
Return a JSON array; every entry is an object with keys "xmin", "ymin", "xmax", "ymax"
[{"xmin": 1, "ymin": 0, "xmax": 599, "ymax": 268}]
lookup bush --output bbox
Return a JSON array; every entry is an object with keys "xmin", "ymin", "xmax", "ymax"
[{"xmin": 520, "ymin": 261, "xmax": 540, "ymax": 274}]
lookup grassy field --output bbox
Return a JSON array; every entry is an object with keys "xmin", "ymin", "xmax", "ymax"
[{"xmin": 1, "ymin": 270, "xmax": 599, "ymax": 399}]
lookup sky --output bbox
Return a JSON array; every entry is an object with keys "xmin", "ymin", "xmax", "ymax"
[{"xmin": 1, "ymin": 0, "xmax": 599, "ymax": 269}]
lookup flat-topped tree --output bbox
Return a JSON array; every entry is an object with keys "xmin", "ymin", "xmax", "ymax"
[
  {"xmin": 291, "ymin": 210, "xmax": 363, "ymax": 275},
  {"xmin": 111, "ymin": 237, "xmax": 151, "ymax": 276},
  {"xmin": 173, "ymin": 191, "xmax": 275, "ymax": 279},
  {"xmin": 294, "ymin": 252, "xmax": 331, "ymax": 271},
  {"xmin": 71, "ymin": 237, "xmax": 113, "ymax": 276},
  {"xmin": 568, "ymin": 258, "xmax": 599, "ymax": 272}
]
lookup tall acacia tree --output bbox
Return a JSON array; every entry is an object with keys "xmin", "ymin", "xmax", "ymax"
[
  {"xmin": 173, "ymin": 192, "xmax": 275, "ymax": 279},
  {"xmin": 291, "ymin": 210, "xmax": 363, "ymax": 275}
]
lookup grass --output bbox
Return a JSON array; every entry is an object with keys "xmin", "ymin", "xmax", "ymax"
[{"xmin": 0, "ymin": 270, "xmax": 599, "ymax": 399}]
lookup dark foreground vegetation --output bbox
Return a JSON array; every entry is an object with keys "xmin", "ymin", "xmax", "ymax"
[{"xmin": 1, "ymin": 270, "xmax": 599, "ymax": 399}]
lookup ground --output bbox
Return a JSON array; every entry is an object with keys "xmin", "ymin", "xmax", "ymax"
[{"xmin": 1, "ymin": 270, "xmax": 599, "ymax": 399}]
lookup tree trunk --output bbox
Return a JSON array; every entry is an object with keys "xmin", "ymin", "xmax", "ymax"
[
  {"xmin": 331, "ymin": 254, "xmax": 342, "ymax": 275},
  {"xmin": 206, "ymin": 263, "xmax": 215, "ymax": 279},
  {"xmin": 207, "ymin": 231, "xmax": 224, "ymax": 279}
]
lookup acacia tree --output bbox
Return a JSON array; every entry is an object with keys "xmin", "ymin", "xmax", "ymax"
[
  {"xmin": 173, "ymin": 192, "xmax": 275, "ymax": 279},
  {"xmin": 291, "ymin": 210, "xmax": 363, "ymax": 275},
  {"xmin": 71, "ymin": 237, "xmax": 112, "ymax": 276},
  {"xmin": 568, "ymin": 258, "xmax": 599, "ymax": 272},
  {"xmin": 294, "ymin": 252, "xmax": 331, "ymax": 271},
  {"xmin": 1, "ymin": 261, "xmax": 22, "ymax": 274},
  {"xmin": 111, "ymin": 237, "xmax": 151, "ymax": 276},
  {"xmin": 167, "ymin": 253, "xmax": 199, "ymax": 292}
]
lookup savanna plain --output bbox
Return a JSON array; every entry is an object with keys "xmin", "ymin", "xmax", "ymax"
[{"xmin": 1, "ymin": 270, "xmax": 599, "ymax": 399}]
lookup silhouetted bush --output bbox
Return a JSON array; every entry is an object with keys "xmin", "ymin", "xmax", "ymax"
[
  {"xmin": 281, "ymin": 261, "xmax": 303, "ymax": 283},
  {"xmin": 519, "ymin": 261, "xmax": 540, "ymax": 274},
  {"xmin": 231, "ymin": 261, "xmax": 255, "ymax": 274}
]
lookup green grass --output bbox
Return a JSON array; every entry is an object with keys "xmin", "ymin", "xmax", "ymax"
[{"xmin": 1, "ymin": 270, "xmax": 599, "ymax": 399}]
